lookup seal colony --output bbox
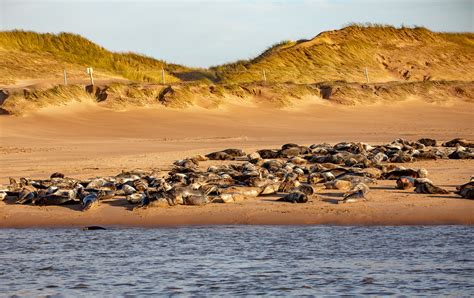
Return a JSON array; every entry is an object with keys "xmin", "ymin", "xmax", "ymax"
[{"xmin": 1, "ymin": 138, "xmax": 473, "ymax": 210}]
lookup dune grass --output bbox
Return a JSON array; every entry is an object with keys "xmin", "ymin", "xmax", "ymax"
[
  {"xmin": 1, "ymin": 85, "xmax": 94, "ymax": 115},
  {"xmin": 1, "ymin": 24, "xmax": 473, "ymax": 86},
  {"xmin": 0, "ymin": 30, "xmax": 187, "ymax": 83},
  {"xmin": 3, "ymin": 80, "xmax": 472, "ymax": 115},
  {"xmin": 211, "ymin": 24, "xmax": 474, "ymax": 84}
]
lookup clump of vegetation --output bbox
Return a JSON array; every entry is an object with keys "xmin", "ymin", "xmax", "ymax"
[
  {"xmin": 0, "ymin": 30, "xmax": 188, "ymax": 83},
  {"xmin": 210, "ymin": 24, "xmax": 474, "ymax": 84},
  {"xmin": 1, "ymin": 24, "xmax": 473, "ymax": 88},
  {"xmin": 1, "ymin": 85, "xmax": 93, "ymax": 115}
]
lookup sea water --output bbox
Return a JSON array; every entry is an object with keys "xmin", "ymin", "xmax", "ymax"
[{"xmin": 1, "ymin": 226, "xmax": 473, "ymax": 296}]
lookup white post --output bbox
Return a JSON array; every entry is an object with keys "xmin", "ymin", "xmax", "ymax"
[
  {"xmin": 87, "ymin": 67, "xmax": 94, "ymax": 85},
  {"xmin": 263, "ymin": 69, "xmax": 267, "ymax": 82},
  {"xmin": 161, "ymin": 67, "xmax": 166, "ymax": 84},
  {"xmin": 63, "ymin": 69, "xmax": 68, "ymax": 85},
  {"xmin": 364, "ymin": 67, "xmax": 369, "ymax": 83}
]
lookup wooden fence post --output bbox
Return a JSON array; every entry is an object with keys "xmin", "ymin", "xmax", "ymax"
[
  {"xmin": 63, "ymin": 69, "xmax": 68, "ymax": 85},
  {"xmin": 87, "ymin": 67, "xmax": 94, "ymax": 85}
]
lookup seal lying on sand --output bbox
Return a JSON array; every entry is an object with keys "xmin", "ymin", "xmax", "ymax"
[
  {"xmin": 325, "ymin": 179, "xmax": 353, "ymax": 191},
  {"xmin": 206, "ymin": 148, "xmax": 246, "ymax": 160},
  {"xmin": 50, "ymin": 172, "xmax": 65, "ymax": 179},
  {"xmin": 455, "ymin": 180, "xmax": 474, "ymax": 199},
  {"xmin": 183, "ymin": 195, "xmax": 208, "ymax": 206},
  {"xmin": 82, "ymin": 192, "xmax": 99, "ymax": 211},
  {"xmin": 383, "ymin": 168, "xmax": 428, "ymax": 180},
  {"xmin": 339, "ymin": 183, "xmax": 369, "ymax": 203},
  {"xmin": 212, "ymin": 193, "xmax": 246, "ymax": 203},
  {"xmin": 414, "ymin": 179, "xmax": 450, "ymax": 194},
  {"xmin": 278, "ymin": 191, "xmax": 309, "ymax": 203},
  {"xmin": 36, "ymin": 187, "xmax": 82, "ymax": 205},
  {"xmin": 417, "ymin": 138, "xmax": 437, "ymax": 147},
  {"xmin": 448, "ymin": 146, "xmax": 474, "ymax": 159},
  {"xmin": 16, "ymin": 188, "xmax": 37, "ymax": 204},
  {"xmin": 442, "ymin": 138, "xmax": 474, "ymax": 148},
  {"xmin": 127, "ymin": 193, "xmax": 146, "ymax": 204}
]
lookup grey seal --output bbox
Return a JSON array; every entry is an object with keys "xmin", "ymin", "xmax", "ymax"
[{"xmin": 339, "ymin": 183, "xmax": 369, "ymax": 203}]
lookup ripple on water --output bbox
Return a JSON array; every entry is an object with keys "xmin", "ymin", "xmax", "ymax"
[{"xmin": 0, "ymin": 226, "xmax": 473, "ymax": 296}]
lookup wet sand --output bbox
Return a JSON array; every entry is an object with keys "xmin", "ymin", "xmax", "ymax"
[{"xmin": 0, "ymin": 98, "xmax": 473, "ymax": 227}]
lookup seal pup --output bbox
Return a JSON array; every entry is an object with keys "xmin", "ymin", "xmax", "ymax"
[{"xmin": 339, "ymin": 183, "xmax": 370, "ymax": 204}]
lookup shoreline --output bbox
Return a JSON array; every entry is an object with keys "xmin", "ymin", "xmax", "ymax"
[{"xmin": 2, "ymin": 215, "xmax": 473, "ymax": 229}]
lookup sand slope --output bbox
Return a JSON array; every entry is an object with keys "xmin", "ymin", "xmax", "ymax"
[{"xmin": 0, "ymin": 98, "xmax": 472, "ymax": 179}]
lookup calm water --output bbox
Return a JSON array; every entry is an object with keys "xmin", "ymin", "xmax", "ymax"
[{"xmin": 0, "ymin": 226, "xmax": 473, "ymax": 296}]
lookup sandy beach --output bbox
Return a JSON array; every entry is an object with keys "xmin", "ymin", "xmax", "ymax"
[
  {"xmin": 1, "ymin": 98, "xmax": 473, "ymax": 228},
  {"xmin": 1, "ymin": 160, "xmax": 473, "ymax": 228}
]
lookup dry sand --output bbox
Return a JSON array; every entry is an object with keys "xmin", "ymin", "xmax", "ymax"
[{"xmin": 0, "ymin": 98, "xmax": 473, "ymax": 227}]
